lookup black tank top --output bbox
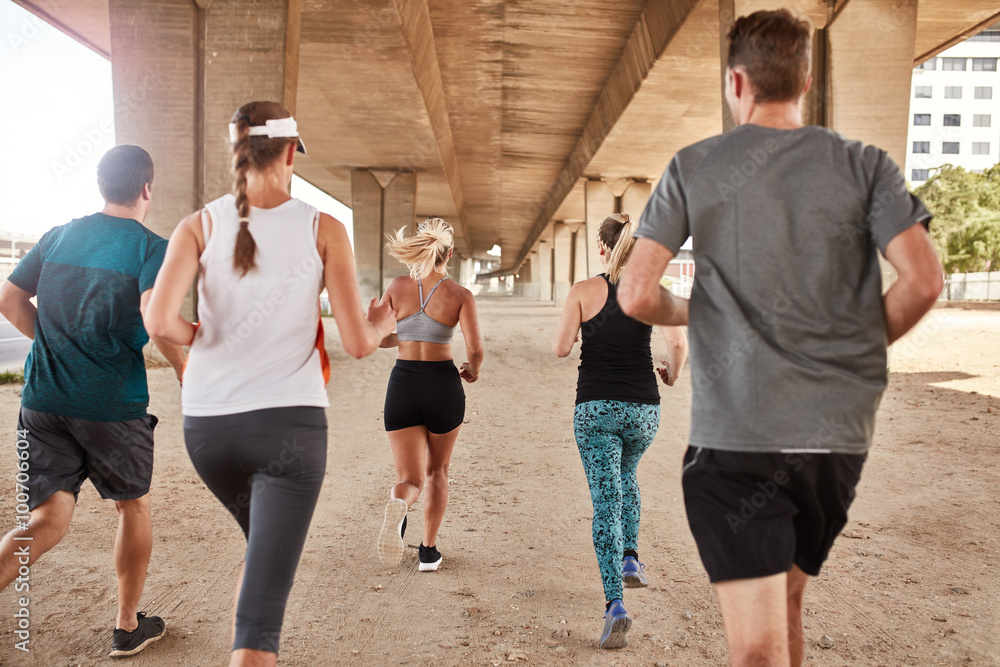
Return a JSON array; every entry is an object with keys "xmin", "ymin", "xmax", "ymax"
[{"xmin": 576, "ymin": 275, "xmax": 659, "ymax": 406}]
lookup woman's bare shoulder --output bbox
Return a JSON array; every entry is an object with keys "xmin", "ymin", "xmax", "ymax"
[{"xmin": 571, "ymin": 275, "xmax": 608, "ymax": 297}]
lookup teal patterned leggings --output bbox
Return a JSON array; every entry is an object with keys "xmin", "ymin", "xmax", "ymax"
[{"xmin": 573, "ymin": 400, "xmax": 660, "ymax": 602}]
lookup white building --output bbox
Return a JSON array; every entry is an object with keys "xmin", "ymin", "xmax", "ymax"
[{"xmin": 906, "ymin": 24, "xmax": 1000, "ymax": 183}]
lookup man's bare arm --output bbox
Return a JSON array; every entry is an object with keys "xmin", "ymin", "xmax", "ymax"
[
  {"xmin": 0, "ymin": 282, "xmax": 37, "ymax": 340},
  {"xmin": 883, "ymin": 225, "xmax": 944, "ymax": 345},
  {"xmin": 618, "ymin": 238, "xmax": 689, "ymax": 326}
]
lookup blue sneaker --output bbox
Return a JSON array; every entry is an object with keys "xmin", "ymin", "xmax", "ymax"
[
  {"xmin": 622, "ymin": 556, "xmax": 648, "ymax": 588},
  {"xmin": 599, "ymin": 599, "xmax": 631, "ymax": 649}
]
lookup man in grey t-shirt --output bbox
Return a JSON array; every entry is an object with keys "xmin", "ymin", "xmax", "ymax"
[{"xmin": 619, "ymin": 9, "xmax": 942, "ymax": 667}]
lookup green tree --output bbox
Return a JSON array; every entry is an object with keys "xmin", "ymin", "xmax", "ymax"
[{"xmin": 913, "ymin": 164, "xmax": 1000, "ymax": 273}]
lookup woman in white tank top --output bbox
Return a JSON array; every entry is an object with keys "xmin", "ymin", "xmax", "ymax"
[{"xmin": 144, "ymin": 101, "xmax": 394, "ymax": 667}]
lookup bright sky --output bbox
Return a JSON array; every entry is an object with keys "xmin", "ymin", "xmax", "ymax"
[{"xmin": 0, "ymin": 1, "xmax": 352, "ymax": 243}]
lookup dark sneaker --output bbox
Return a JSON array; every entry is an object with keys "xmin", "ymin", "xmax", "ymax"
[
  {"xmin": 418, "ymin": 543, "xmax": 442, "ymax": 571},
  {"xmin": 599, "ymin": 599, "xmax": 631, "ymax": 649},
  {"xmin": 110, "ymin": 612, "xmax": 166, "ymax": 658},
  {"xmin": 378, "ymin": 498, "xmax": 408, "ymax": 567},
  {"xmin": 622, "ymin": 556, "xmax": 648, "ymax": 588}
]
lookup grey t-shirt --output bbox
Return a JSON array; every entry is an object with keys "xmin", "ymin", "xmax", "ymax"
[{"xmin": 636, "ymin": 124, "xmax": 932, "ymax": 454}]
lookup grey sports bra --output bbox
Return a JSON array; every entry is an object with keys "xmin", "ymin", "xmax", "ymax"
[{"xmin": 396, "ymin": 278, "xmax": 455, "ymax": 344}]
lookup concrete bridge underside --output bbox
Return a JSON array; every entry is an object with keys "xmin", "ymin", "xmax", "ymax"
[{"xmin": 16, "ymin": 0, "xmax": 1000, "ymax": 302}]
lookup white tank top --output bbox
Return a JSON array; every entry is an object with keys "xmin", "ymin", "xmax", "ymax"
[{"xmin": 181, "ymin": 194, "xmax": 331, "ymax": 416}]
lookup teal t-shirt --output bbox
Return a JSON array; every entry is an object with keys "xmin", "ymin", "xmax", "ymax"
[{"xmin": 9, "ymin": 213, "xmax": 168, "ymax": 422}]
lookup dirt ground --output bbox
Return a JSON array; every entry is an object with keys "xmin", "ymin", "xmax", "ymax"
[{"xmin": 0, "ymin": 299, "xmax": 996, "ymax": 667}]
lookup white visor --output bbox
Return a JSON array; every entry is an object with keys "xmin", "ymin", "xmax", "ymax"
[{"xmin": 229, "ymin": 117, "xmax": 306, "ymax": 153}]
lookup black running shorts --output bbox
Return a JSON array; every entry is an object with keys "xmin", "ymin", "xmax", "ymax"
[
  {"xmin": 681, "ymin": 446, "xmax": 866, "ymax": 583},
  {"xmin": 18, "ymin": 407, "xmax": 158, "ymax": 510},
  {"xmin": 384, "ymin": 360, "xmax": 465, "ymax": 434}
]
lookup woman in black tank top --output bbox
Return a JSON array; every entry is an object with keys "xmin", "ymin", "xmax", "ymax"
[{"xmin": 552, "ymin": 213, "xmax": 687, "ymax": 650}]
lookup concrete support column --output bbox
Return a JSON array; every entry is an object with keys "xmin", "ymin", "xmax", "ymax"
[
  {"xmin": 200, "ymin": 0, "xmax": 301, "ymax": 203},
  {"xmin": 350, "ymin": 169, "xmax": 417, "ymax": 303},
  {"xmin": 108, "ymin": 0, "xmax": 199, "ymax": 245},
  {"xmin": 570, "ymin": 223, "xmax": 588, "ymax": 285},
  {"xmin": 459, "ymin": 258, "xmax": 475, "ymax": 287},
  {"xmin": 552, "ymin": 223, "xmax": 574, "ymax": 305},
  {"xmin": 537, "ymin": 238, "xmax": 553, "ymax": 302},
  {"xmin": 524, "ymin": 250, "xmax": 542, "ymax": 299},
  {"xmin": 826, "ymin": 0, "xmax": 917, "ymax": 168},
  {"xmin": 381, "ymin": 171, "xmax": 417, "ymax": 286},
  {"xmin": 620, "ymin": 181, "xmax": 651, "ymax": 222},
  {"xmin": 584, "ymin": 179, "xmax": 615, "ymax": 278},
  {"xmin": 351, "ymin": 168, "xmax": 384, "ymax": 303},
  {"xmin": 109, "ymin": 0, "xmax": 299, "ymax": 317},
  {"xmin": 513, "ymin": 258, "xmax": 538, "ymax": 298}
]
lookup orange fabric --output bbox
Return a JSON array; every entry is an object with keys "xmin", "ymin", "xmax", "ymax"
[{"xmin": 316, "ymin": 319, "xmax": 331, "ymax": 385}]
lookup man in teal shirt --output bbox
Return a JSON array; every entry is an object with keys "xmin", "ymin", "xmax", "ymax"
[{"xmin": 0, "ymin": 145, "xmax": 183, "ymax": 657}]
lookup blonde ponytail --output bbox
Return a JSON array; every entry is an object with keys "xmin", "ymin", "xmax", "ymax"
[
  {"xmin": 599, "ymin": 213, "xmax": 636, "ymax": 284},
  {"xmin": 385, "ymin": 217, "xmax": 454, "ymax": 279}
]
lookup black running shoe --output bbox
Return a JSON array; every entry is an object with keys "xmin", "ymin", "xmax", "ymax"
[
  {"xmin": 110, "ymin": 612, "xmax": 166, "ymax": 658},
  {"xmin": 418, "ymin": 543, "xmax": 442, "ymax": 571}
]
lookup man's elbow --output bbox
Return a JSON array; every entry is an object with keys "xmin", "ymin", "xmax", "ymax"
[
  {"xmin": 618, "ymin": 282, "xmax": 652, "ymax": 321},
  {"xmin": 0, "ymin": 288, "xmax": 21, "ymax": 319},
  {"xmin": 924, "ymin": 270, "xmax": 945, "ymax": 304},
  {"xmin": 909, "ymin": 270, "xmax": 944, "ymax": 310}
]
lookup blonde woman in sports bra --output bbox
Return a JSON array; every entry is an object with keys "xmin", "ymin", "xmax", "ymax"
[{"xmin": 376, "ymin": 217, "xmax": 484, "ymax": 572}]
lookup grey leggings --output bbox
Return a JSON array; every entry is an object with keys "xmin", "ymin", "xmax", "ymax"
[{"xmin": 184, "ymin": 407, "xmax": 327, "ymax": 654}]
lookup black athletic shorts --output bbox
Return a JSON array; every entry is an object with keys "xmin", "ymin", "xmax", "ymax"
[
  {"xmin": 384, "ymin": 360, "xmax": 465, "ymax": 434},
  {"xmin": 18, "ymin": 407, "xmax": 158, "ymax": 510},
  {"xmin": 681, "ymin": 446, "xmax": 866, "ymax": 583}
]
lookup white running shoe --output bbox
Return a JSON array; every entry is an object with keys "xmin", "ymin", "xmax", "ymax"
[{"xmin": 377, "ymin": 498, "xmax": 408, "ymax": 567}]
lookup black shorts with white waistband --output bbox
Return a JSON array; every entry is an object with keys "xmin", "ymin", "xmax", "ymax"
[
  {"xmin": 681, "ymin": 445, "xmax": 866, "ymax": 583},
  {"xmin": 384, "ymin": 360, "xmax": 465, "ymax": 434}
]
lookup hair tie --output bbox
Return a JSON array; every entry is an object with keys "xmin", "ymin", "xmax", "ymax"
[{"xmin": 239, "ymin": 218, "xmax": 250, "ymax": 228}]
